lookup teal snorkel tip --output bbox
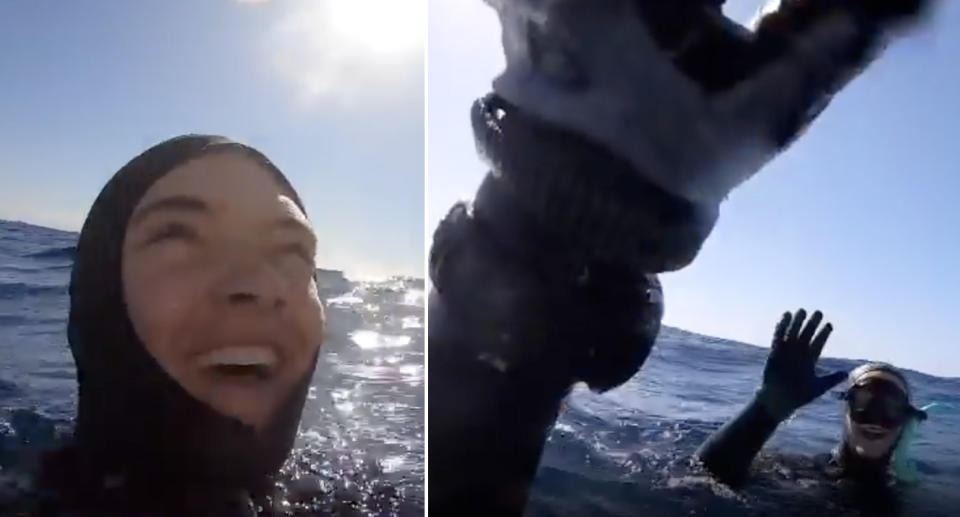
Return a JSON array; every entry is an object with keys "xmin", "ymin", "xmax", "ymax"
[
  {"xmin": 921, "ymin": 402, "xmax": 951, "ymax": 413},
  {"xmin": 891, "ymin": 402, "xmax": 950, "ymax": 484}
]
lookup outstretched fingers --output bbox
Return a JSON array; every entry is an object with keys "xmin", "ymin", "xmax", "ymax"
[
  {"xmin": 720, "ymin": 5, "xmax": 866, "ymax": 145},
  {"xmin": 810, "ymin": 321, "xmax": 834, "ymax": 360},
  {"xmin": 786, "ymin": 308, "xmax": 807, "ymax": 343},
  {"xmin": 772, "ymin": 311, "xmax": 791, "ymax": 351},
  {"xmin": 798, "ymin": 310, "xmax": 823, "ymax": 345}
]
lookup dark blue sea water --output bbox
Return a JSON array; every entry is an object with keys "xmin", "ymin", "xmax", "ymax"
[
  {"xmin": 529, "ymin": 327, "xmax": 960, "ymax": 517},
  {"xmin": 0, "ymin": 220, "xmax": 424, "ymax": 515},
  {"xmin": 7, "ymin": 219, "xmax": 958, "ymax": 516}
]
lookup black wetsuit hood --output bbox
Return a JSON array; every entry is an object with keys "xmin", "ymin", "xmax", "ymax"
[{"xmin": 50, "ymin": 134, "xmax": 318, "ymax": 510}]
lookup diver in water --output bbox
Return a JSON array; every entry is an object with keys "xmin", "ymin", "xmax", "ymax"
[
  {"xmin": 24, "ymin": 135, "xmax": 325, "ymax": 516},
  {"xmin": 697, "ymin": 309, "xmax": 933, "ymax": 489},
  {"xmin": 428, "ymin": 0, "xmax": 937, "ymax": 514}
]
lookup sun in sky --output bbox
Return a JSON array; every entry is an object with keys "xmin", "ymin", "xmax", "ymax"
[
  {"xmin": 326, "ymin": 0, "xmax": 425, "ymax": 56},
  {"xmin": 267, "ymin": 0, "xmax": 425, "ymax": 104}
]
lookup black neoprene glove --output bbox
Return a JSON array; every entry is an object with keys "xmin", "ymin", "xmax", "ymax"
[
  {"xmin": 756, "ymin": 309, "xmax": 850, "ymax": 421},
  {"xmin": 478, "ymin": 0, "xmax": 936, "ymax": 277}
]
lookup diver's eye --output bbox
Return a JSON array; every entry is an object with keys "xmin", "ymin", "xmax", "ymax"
[
  {"xmin": 885, "ymin": 401, "xmax": 909, "ymax": 420},
  {"xmin": 276, "ymin": 243, "xmax": 315, "ymax": 266},
  {"xmin": 849, "ymin": 389, "xmax": 873, "ymax": 411},
  {"xmin": 144, "ymin": 222, "xmax": 199, "ymax": 246}
]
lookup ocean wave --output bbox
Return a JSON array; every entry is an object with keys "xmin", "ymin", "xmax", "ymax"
[
  {"xmin": 0, "ymin": 314, "xmax": 65, "ymax": 326},
  {"xmin": 0, "ymin": 263, "xmax": 71, "ymax": 273},
  {"xmin": 0, "ymin": 379, "xmax": 19, "ymax": 398},
  {"xmin": 24, "ymin": 246, "xmax": 75, "ymax": 260},
  {"xmin": 0, "ymin": 282, "xmax": 68, "ymax": 299}
]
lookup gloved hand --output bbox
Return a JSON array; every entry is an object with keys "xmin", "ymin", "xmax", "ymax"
[
  {"xmin": 477, "ymin": 0, "xmax": 935, "ymax": 275},
  {"xmin": 488, "ymin": 0, "xmax": 934, "ymax": 205},
  {"xmin": 756, "ymin": 309, "xmax": 849, "ymax": 421}
]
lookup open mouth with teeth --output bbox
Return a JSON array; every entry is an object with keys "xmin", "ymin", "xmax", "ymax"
[
  {"xmin": 857, "ymin": 424, "xmax": 892, "ymax": 441},
  {"xmin": 197, "ymin": 346, "xmax": 279, "ymax": 381}
]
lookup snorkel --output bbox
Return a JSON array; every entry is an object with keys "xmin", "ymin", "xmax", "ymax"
[{"xmin": 891, "ymin": 402, "xmax": 948, "ymax": 484}]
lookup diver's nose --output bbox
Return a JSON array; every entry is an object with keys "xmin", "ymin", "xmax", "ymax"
[{"xmin": 213, "ymin": 258, "xmax": 287, "ymax": 311}]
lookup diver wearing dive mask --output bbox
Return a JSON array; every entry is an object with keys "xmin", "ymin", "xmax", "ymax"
[
  {"xmin": 839, "ymin": 365, "xmax": 926, "ymax": 465},
  {"xmin": 846, "ymin": 374, "xmax": 925, "ymax": 429},
  {"xmin": 697, "ymin": 311, "xmax": 939, "ymax": 489}
]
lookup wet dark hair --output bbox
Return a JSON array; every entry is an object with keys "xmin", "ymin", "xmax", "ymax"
[{"xmin": 44, "ymin": 134, "xmax": 319, "ymax": 514}]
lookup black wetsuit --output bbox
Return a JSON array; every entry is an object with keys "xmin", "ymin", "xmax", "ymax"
[
  {"xmin": 696, "ymin": 397, "xmax": 896, "ymax": 487},
  {"xmin": 427, "ymin": 0, "xmax": 934, "ymax": 513},
  {"xmin": 428, "ymin": 95, "xmax": 706, "ymax": 515}
]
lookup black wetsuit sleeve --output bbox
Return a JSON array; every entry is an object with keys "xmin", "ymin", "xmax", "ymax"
[
  {"xmin": 695, "ymin": 397, "xmax": 783, "ymax": 487},
  {"xmin": 427, "ymin": 205, "xmax": 661, "ymax": 515},
  {"xmin": 427, "ymin": 97, "xmax": 709, "ymax": 516},
  {"xmin": 427, "ymin": 285, "xmax": 572, "ymax": 515}
]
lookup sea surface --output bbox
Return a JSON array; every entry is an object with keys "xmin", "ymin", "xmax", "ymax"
[
  {"xmin": 529, "ymin": 327, "xmax": 960, "ymax": 517},
  {"xmin": 5, "ymin": 219, "xmax": 959, "ymax": 516},
  {"xmin": 0, "ymin": 219, "xmax": 424, "ymax": 516}
]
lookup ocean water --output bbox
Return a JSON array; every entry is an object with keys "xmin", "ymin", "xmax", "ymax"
[
  {"xmin": 0, "ymin": 220, "xmax": 424, "ymax": 516},
  {"xmin": 529, "ymin": 327, "xmax": 960, "ymax": 517}
]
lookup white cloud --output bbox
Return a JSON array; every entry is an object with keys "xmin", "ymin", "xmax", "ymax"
[{"xmin": 265, "ymin": 0, "xmax": 425, "ymax": 107}]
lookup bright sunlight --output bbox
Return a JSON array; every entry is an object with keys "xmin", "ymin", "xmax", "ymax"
[{"xmin": 268, "ymin": 0, "xmax": 425, "ymax": 104}]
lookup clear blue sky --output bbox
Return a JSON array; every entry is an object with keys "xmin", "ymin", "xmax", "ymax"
[
  {"xmin": 0, "ymin": 0, "xmax": 424, "ymax": 279},
  {"xmin": 429, "ymin": 0, "xmax": 960, "ymax": 377}
]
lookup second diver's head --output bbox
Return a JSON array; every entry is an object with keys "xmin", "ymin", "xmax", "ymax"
[
  {"xmin": 841, "ymin": 363, "xmax": 918, "ymax": 462},
  {"xmin": 67, "ymin": 134, "xmax": 324, "ymax": 494}
]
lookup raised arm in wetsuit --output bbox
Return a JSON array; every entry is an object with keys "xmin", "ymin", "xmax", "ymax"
[
  {"xmin": 697, "ymin": 310, "xmax": 933, "ymax": 489},
  {"xmin": 428, "ymin": 1, "xmax": 935, "ymax": 514},
  {"xmin": 696, "ymin": 310, "xmax": 847, "ymax": 487}
]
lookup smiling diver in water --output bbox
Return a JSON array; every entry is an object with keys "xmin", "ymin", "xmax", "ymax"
[
  {"xmin": 697, "ymin": 310, "xmax": 939, "ymax": 488},
  {"xmin": 31, "ymin": 134, "xmax": 325, "ymax": 516}
]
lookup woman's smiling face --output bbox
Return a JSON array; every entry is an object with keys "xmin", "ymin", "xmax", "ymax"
[{"xmin": 121, "ymin": 151, "xmax": 324, "ymax": 430}]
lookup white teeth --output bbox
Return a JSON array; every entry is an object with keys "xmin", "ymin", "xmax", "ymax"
[
  {"xmin": 860, "ymin": 424, "xmax": 889, "ymax": 436},
  {"xmin": 198, "ymin": 346, "xmax": 278, "ymax": 368}
]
